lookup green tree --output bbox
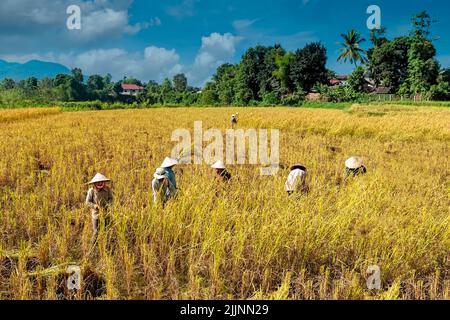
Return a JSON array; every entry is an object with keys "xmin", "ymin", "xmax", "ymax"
[
  {"xmin": 112, "ymin": 81, "xmax": 123, "ymax": 98},
  {"xmin": 235, "ymin": 46, "xmax": 271, "ymax": 104},
  {"xmin": 54, "ymin": 74, "xmax": 72, "ymax": 87},
  {"xmin": 427, "ymin": 81, "xmax": 450, "ymax": 101},
  {"xmin": 104, "ymin": 74, "xmax": 112, "ymax": 85},
  {"xmin": 173, "ymin": 73, "xmax": 188, "ymax": 92},
  {"xmin": 199, "ymin": 81, "xmax": 219, "ymax": 105},
  {"xmin": 338, "ymin": 29, "xmax": 367, "ymax": 67},
  {"xmin": 145, "ymin": 80, "xmax": 161, "ymax": 104},
  {"xmin": 439, "ymin": 68, "xmax": 450, "ymax": 84},
  {"xmin": 347, "ymin": 66, "xmax": 366, "ymax": 91},
  {"xmin": 213, "ymin": 63, "xmax": 238, "ymax": 105},
  {"xmin": 24, "ymin": 77, "xmax": 38, "ymax": 90},
  {"xmin": 370, "ymin": 26, "xmax": 388, "ymax": 47},
  {"xmin": 273, "ymin": 52, "xmax": 295, "ymax": 94},
  {"xmin": 37, "ymin": 77, "xmax": 55, "ymax": 100},
  {"xmin": 411, "ymin": 11, "xmax": 436, "ymax": 38},
  {"xmin": 259, "ymin": 45, "xmax": 285, "ymax": 98},
  {"xmin": 87, "ymin": 75, "xmax": 105, "ymax": 91},
  {"xmin": 160, "ymin": 78, "xmax": 177, "ymax": 104},
  {"xmin": 39, "ymin": 77, "xmax": 53, "ymax": 90},
  {"xmin": 407, "ymin": 11, "xmax": 439, "ymax": 94},
  {"xmin": 290, "ymin": 42, "xmax": 328, "ymax": 92},
  {"xmin": 71, "ymin": 68, "xmax": 84, "ymax": 83},
  {"xmin": 368, "ymin": 37, "xmax": 410, "ymax": 90},
  {"xmin": 54, "ymin": 73, "xmax": 86, "ymax": 101},
  {"xmin": 1, "ymin": 78, "xmax": 15, "ymax": 90},
  {"xmin": 87, "ymin": 75, "xmax": 110, "ymax": 101}
]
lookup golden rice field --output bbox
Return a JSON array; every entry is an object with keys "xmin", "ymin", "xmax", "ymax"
[{"xmin": 0, "ymin": 104, "xmax": 449, "ymax": 300}]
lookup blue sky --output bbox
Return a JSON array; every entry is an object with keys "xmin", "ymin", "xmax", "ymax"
[{"xmin": 0, "ymin": 0, "xmax": 449, "ymax": 86}]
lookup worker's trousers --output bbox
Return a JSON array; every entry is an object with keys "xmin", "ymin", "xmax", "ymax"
[{"xmin": 91, "ymin": 210, "xmax": 111, "ymax": 239}]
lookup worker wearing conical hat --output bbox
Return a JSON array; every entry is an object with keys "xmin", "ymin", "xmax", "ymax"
[
  {"xmin": 345, "ymin": 156, "xmax": 367, "ymax": 177},
  {"xmin": 211, "ymin": 160, "xmax": 232, "ymax": 182},
  {"xmin": 285, "ymin": 164, "xmax": 308, "ymax": 196},
  {"xmin": 152, "ymin": 167, "xmax": 176, "ymax": 206},
  {"xmin": 85, "ymin": 173, "xmax": 113, "ymax": 237},
  {"xmin": 160, "ymin": 157, "xmax": 178, "ymax": 191}
]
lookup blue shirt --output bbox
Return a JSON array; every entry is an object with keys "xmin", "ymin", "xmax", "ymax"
[{"xmin": 164, "ymin": 167, "xmax": 177, "ymax": 190}]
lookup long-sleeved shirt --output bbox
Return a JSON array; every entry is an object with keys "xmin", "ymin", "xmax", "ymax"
[
  {"xmin": 152, "ymin": 178, "xmax": 176, "ymax": 205},
  {"xmin": 285, "ymin": 169, "xmax": 307, "ymax": 192},
  {"xmin": 164, "ymin": 167, "xmax": 177, "ymax": 190},
  {"xmin": 85, "ymin": 187, "xmax": 113, "ymax": 217}
]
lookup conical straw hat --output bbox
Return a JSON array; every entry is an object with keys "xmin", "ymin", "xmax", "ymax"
[
  {"xmin": 87, "ymin": 173, "xmax": 110, "ymax": 185},
  {"xmin": 290, "ymin": 164, "xmax": 307, "ymax": 171},
  {"xmin": 154, "ymin": 168, "xmax": 167, "ymax": 179},
  {"xmin": 160, "ymin": 157, "xmax": 178, "ymax": 168},
  {"xmin": 211, "ymin": 160, "xmax": 226, "ymax": 169},
  {"xmin": 345, "ymin": 156, "xmax": 364, "ymax": 169}
]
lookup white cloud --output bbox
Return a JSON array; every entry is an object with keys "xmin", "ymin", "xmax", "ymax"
[
  {"xmin": 57, "ymin": 46, "xmax": 182, "ymax": 82},
  {"xmin": 199, "ymin": 33, "xmax": 242, "ymax": 59},
  {"xmin": 0, "ymin": 0, "xmax": 160, "ymax": 51},
  {"xmin": 125, "ymin": 17, "xmax": 162, "ymax": 35},
  {"xmin": 144, "ymin": 47, "xmax": 180, "ymax": 66},
  {"xmin": 232, "ymin": 19, "xmax": 259, "ymax": 30},
  {"xmin": 188, "ymin": 33, "xmax": 243, "ymax": 85},
  {"xmin": 166, "ymin": 0, "xmax": 199, "ymax": 18},
  {"xmin": 1, "ymin": 32, "xmax": 243, "ymax": 87},
  {"xmin": 76, "ymin": 9, "xmax": 129, "ymax": 40}
]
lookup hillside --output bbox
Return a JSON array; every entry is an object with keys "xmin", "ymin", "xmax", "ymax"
[{"xmin": 0, "ymin": 60, "xmax": 70, "ymax": 80}]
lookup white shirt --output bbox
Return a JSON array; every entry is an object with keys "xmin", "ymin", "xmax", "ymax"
[{"xmin": 285, "ymin": 169, "xmax": 307, "ymax": 192}]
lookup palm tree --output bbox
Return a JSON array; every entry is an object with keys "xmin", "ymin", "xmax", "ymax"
[{"xmin": 338, "ymin": 29, "xmax": 367, "ymax": 67}]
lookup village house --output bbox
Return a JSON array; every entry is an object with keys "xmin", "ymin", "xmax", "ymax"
[
  {"xmin": 329, "ymin": 75, "xmax": 349, "ymax": 87},
  {"xmin": 120, "ymin": 84, "xmax": 145, "ymax": 96}
]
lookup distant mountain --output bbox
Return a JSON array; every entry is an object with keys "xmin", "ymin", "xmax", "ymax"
[{"xmin": 0, "ymin": 60, "xmax": 70, "ymax": 80}]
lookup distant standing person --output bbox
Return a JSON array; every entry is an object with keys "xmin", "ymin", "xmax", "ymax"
[
  {"xmin": 85, "ymin": 173, "xmax": 113, "ymax": 239},
  {"xmin": 231, "ymin": 113, "xmax": 238, "ymax": 129},
  {"xmin": 345, "ymin": 156, "xmax": 367, "ymax": 177},
  {"xmin": 160, "ymin": 157, "xmax": 178, "ymax": 190},
  {"xmin": 152, "ymin": 168, "xmax": 176, "ymax": 206},
  {"xmin": 211, "ymin": 160, "xmax": 232, "ymax": 182},
  {"xmin": 285, "ymin": 164, "xmax": 308, "ymax": 196}
]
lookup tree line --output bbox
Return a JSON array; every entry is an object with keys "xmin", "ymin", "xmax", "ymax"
[{"xmin": 1, "ymin": 11, "xmax": 449, "ymax": 108}]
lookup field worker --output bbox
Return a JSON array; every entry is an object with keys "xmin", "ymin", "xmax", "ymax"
[
  {"xmin": 231, "ymin": 114, "xmax": 238, "ymax": 129},
  {"xmin": 160, "ymin": 157, "xmax": 178, "ymax": 190},
  {"xmin": 345, "ymin": 156, "xmax": 367, "ymax": 177},
  {"xmin": 211, "ymin": 160, "xmax": 232, "ymax": 182},
  {"xmin": 285, "ymin": 164, "xmax": 308, "ymax": 196},
  {"xmin": 152, "ymin": 168, "xmax": 176, "ymax": 206},
  {"xmin": 85, "ymin": 173, "xmax": 113, "ymax": 237}
]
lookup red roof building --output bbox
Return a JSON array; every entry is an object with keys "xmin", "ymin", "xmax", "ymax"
[
  {"xmin": 120, "ymin": 83, "xmax": 145, "ymax": 96},
  {"xmin": 329, "ymin": 79, "xmax": 342, "ymax": 86}
]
